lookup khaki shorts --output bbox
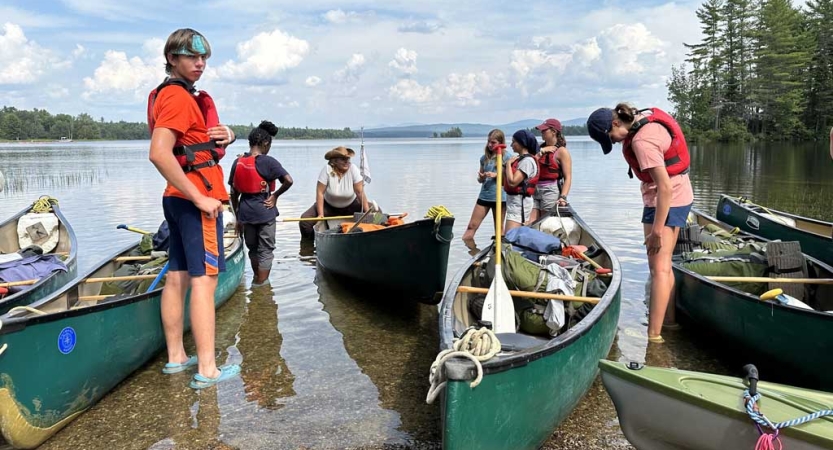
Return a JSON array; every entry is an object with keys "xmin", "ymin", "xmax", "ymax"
[{"xmin": 533, "ymin": 183, "xmax": 560, "ymax": 211}]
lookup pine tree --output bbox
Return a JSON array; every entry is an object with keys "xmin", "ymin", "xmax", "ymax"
[
  {"xmin": 721, "ymin": 0, "xmax": 756, "ymax": 122},
  {"xmin": 685, "ymin": 0, "xmax": 725, "ymax": 130},
  {"xmin": 751, "ymin": 0, "xmax": 811, "ymax": 137},
  {"xmin": 804, "ymin": 0, "xmax": 833, "ymax": 135}
]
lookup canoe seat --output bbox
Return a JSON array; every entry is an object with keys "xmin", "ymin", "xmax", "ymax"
[{"xmin": 495, "ymin": 332, "xmax": 549, "ymax": 351}]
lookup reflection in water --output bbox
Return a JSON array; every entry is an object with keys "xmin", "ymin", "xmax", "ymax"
[
  {"xmin": 689, "ymin": 141, "xmax": 833, "ymax": 221},
  {"xmin": 38, "ymin": 289, "xmax": 249, "ymax": 450},
  {"xmin": 315, "ymin": 268, "xmax": 441, "ymax": 444},
  {"xmin": 237, "ymin": 286, "xmax": 295, "ymax": 410},
  {"xmin": 14, "ymin": 137, "xmax": 833, "ymax": 449}
]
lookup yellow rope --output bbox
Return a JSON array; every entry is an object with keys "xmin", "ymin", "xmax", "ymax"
[
  {"xmin": 425, "ymin": 205, "xmax": 453, "ymax": 223},
  {"xmin": 30, "ymin": 196, "xmax": 58, "ymax": 214}
]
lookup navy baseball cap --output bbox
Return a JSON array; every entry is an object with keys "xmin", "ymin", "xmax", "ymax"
[{"xmin": 587, "ymin": 108, "xmax": 614, "ymax": 154}]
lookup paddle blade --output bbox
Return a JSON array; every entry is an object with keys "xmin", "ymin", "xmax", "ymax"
[{"xmin": 481, "ymin": 265, "xmax": 515, "ymax": 334}]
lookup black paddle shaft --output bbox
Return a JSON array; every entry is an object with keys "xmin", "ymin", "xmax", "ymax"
[{"xmin": 743, "ymin": 364, "xmax": 759, "ymax": 396}]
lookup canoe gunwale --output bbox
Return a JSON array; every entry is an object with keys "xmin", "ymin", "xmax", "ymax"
[
  {"xmin": 719, "ymin": 195, "xmax": 833, "ymax": 240},
  {"xmin": 0, "ymin": 238, "xmax": 244, "ymax": 335},
  {"xmin": 314, "ymin": 216, "xmax": 454, "ymax": 241},
  {"xmin": 438, "ymin": 206, "xmax": 622, "ymax": 375},
  {"xmin": 0, "ymin": 202, "xmax": 79, "ymax": 309},
  {"xmin": 677, "ymin": 208, "xmax": 833, "ymax": 319}
]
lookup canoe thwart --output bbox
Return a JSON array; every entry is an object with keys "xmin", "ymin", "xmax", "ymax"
[
  {"xmin": 457, "ymin": 286, "xmax": 599, "ymax": 304},
  {"xmin": 83, "ymin": 274, "xmax": 162, "ymax": 284}
]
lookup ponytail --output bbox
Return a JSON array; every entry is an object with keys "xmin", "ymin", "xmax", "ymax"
[{"xmin": 613, "ymin": 102, "xmax": 637, "ymax": 125}]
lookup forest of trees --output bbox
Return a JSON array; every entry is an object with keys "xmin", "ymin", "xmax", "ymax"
[
  {"xmin": 436, "ymin": 127, "xmax": 464, "ymax": 138},
  {"xmin": 0, "ymin": 106, "xmax": 358, "ymax": 141},
  {"xmin": 667, "ymin": 0, "xmax": 833, "ymax": 141}
]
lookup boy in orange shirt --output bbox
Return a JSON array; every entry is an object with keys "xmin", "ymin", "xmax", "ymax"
[{"xmin": 148, "ymin": 28, "xmax": 239, "ymax": 389}]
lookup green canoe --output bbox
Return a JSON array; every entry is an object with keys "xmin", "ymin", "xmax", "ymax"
[
  {"xmin": 0, "ymin": 197, "xmax": 78, "ymax": 315},
  {"xmin": 716, "ymin": 195, "xmax": 833, "ymax": 266},
  {"xmin": 315, "ymin": 216, "xmax": 455, "ymax": 304},
  {"xmin": 673, "ymin": 209, "xmax": 833, "ymax": 390},
  {"xmin": 436, "ymin": 207, "xmax": 621, "ymax": 450},
  {"xmin": 600, "ymin": 360, "xmax": 833, "ymax": 450},
  {"xmin": 0, "ymin": 236, "xmax": 244, "ymax": 449}
]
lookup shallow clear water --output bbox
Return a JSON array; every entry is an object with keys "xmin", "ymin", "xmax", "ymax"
[{"xmin": 1, "ymin": 136, "xmax": 831, "ymax": 449}]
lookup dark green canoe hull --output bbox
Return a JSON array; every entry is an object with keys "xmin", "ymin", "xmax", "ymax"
[
  {"xmin": 0, "ymin": 202, "xmax": 78, "ymax": 315},
  {"xmin": 673, "ymin": 212, "xmax": 833, "ymax": 390},
  {"xmin": 438, "ymin": 209, "xmax": 621, "ymax": 450},
  {"xmin": 716, "ymin": 195, "xmax": 833, "ymax": 266},
  {"xmin": 315, "ymin": 217, "xmax": 454, "ymax": 303},
  {"xmin": 0, "ymin": 241, "xmax": 244, "ymax": 449}
]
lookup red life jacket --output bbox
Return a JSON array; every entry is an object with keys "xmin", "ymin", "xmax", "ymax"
[
  {"xmin": 537, "ymin": 149, "xmax": 561, "ymax": 182},
  {"xmin": 503, "ymin": 154, "xmax": 539, "ymax": 197},
  {"xmin": 622, "ymin": 108, "xmax": 690, "ymax": 183},
  {"xmin": 146, "ymin": 79, "xmax": 226, "ymax": 188},
  {"xmin": 232, "ymin": 155, "xmax": 275, "ymax": 194}
]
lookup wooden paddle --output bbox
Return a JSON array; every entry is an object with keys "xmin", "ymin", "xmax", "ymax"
[
  {"xmin": 481, "ymin": 144, "xmax": 515, "ymax": 333},
  {"xmin": 0, "ymin": 279, "xmax": 39, "ymax": 288},
  {"xmin": 458, "ymin": 286, "xmax": 599, "ymax": 304},
  {"xmin": 707, "ymin": 276, "xmax": 833, "ymax": 284},
  {"xmin": 117, "ymin": 224, "xmax": 152, "ymax": 235},
  {"xmin": 279, "ymin": 213, "xmax": 406, "ymax": 223}
]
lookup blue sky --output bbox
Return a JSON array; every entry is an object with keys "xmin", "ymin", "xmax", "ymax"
[{"xmin": 0, "ymin": 0, "xmax": 704, "ymax": 128}]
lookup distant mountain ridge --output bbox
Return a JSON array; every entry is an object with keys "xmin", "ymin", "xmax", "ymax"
[{"xmin": 362, "ymin": 118, "xmax": 587, "ymax": 138}]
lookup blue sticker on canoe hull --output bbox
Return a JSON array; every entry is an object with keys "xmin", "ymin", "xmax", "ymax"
[
  {"xmin": 722, "ymin": 203, "xmax": 732, "ymax": 215},
  {"xmin": 58, "ymin": 327, "xmax": 76, "ymax": 354}
]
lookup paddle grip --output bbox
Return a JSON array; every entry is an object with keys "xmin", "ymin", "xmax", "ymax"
[
  {"xmin": 743, "ymin": 364, "xmax": 759, "ymax": 396},
  {"xmin": 493, "ymin": 143, "xmax": 506, "ymax": 155}
]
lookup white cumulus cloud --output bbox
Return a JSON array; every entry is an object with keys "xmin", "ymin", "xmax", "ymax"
[
  {"xmin": 82, "ymin": 49, "xmax": 161, "ymax": 102},
  {"xmin": 510, "ymin": 22, "xmax": 667, "ymax": 97},
  {"xmin": 440, "ymin": 72, "xmax": 498, "ymax": 106},
  {"xmin": 388, "ymin": 48, "xmax": 418, "ymax": 75},
  {"xmin": 0, "ymin": 23, "xmax": 69, "ymax": 84},
  {"xmin": 388, "ymin": 79, "xmax": 433, "ymax": 104},
  {"xmin": 323, "ymin": 9, "xmax": 371, "ymax": 24},
  {"xmin": 217, "ymin": 29, "xmax": 309, "ymax": 83},
  {"xmin": 305, "ymin": 75, "xmax": 321, "ymax": 87},
  {"xmin": 334, "ymin": 53, "xmax": 366, "ymax": 83}
]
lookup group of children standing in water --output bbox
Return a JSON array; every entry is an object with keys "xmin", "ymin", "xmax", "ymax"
[{"xmin": 462, "ymin": 119, "xmax": 573, "ymax": 241}]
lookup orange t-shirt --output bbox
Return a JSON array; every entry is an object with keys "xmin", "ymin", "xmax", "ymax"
[
  {"xmin": 151, "ymin": 86, "xmax": 229, "ymax": 201},
  {"xmin": 630, "ymin": 122, "xmax": 694, "ymax": 208}
]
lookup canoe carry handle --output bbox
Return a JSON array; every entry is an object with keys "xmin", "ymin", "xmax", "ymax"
[{"xmin": 743, "ymin": 364, "xmax": 759, "ymax": 397}]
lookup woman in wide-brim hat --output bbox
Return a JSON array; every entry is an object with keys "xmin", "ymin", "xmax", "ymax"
[{"xmin": 299, "ymin": 146, "xmax": 368, "ymax": 239}]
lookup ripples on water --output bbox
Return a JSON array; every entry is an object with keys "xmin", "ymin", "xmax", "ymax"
[{"xmin": 1, "ymin": 138, "xmax": 832, "ymax": 449}]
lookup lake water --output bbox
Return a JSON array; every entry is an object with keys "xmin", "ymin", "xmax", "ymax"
[{"xmin": 1, "ymin": 136, "xmax": 831, "ymax": 449}]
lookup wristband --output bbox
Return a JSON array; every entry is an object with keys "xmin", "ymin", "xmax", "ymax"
[{"xmin": 558, "ymin": 195, "xmax": 567, "ymax": 200}]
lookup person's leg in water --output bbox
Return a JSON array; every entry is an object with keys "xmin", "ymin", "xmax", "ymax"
[
  {"xmin": 252, "ymin": 221, "xmax": 276, "ymax": 286},
  {"xmin": 462, "ymin": 200, "xmax": 491, "ymax": 241},
  {"xmin": 243, "ymin": 222, "xmax": 260, "ymax": 284},
  {"xmin": 644, "ymin": 223, "xmax": 681, "ymax": 342}
]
